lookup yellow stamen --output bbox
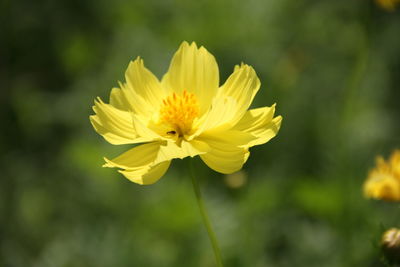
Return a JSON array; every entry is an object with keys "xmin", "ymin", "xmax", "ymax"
[{"xmin": 159, "ymin": 90, "xmax": 199, "ymax": 136}]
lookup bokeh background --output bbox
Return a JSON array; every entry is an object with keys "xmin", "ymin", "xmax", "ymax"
[{"xmin": 2, "ymin": 0, "xmax": 400, "ymax": 266}]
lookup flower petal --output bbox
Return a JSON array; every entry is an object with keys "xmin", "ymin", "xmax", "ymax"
[
  {"xmin": 132, "ymin": 114, "xmax": 162, "ymax": 141},
  {"xmin": 90, "ymin": 98, "xmax": 141, "ymax": 145},
  {"xmin": 233, "ymin": 105, "xmax": 282, "ymax": 148},
  {"xmin": 154, "ymin": 140, "xmax": 210, "ymax": 164},
  {"xmin": 190, "ymin": 64, "xmax": 262, "ymax": 137},
  {"xmin": 200, "ymin": 144, "xmax": 249, "ymax": 174},
  {"xmin": 124, "ymin": 57, "xmax": 166, "ymax": 116},
  {"xmin": 197, "ymin": 130, "xmax": 252, "ymax": 173},
  {"xmin": 103, "ymin": 142, "xmax": 171, "ymax": 185},
  {"xmin": 190, "ymin": 96, "xmax": 238, "ymax": 137},
  {"xmin": 109, "ymin": 87, "xmax": 130, "ymax": 111},
  {"xmin": 162, "ymin": 41, "xmax": 219, "ymax": 114},
  {"xmin": 118, "ymin": 82, "xmax": 151, "ymax": 117},
  {"xmin": 103, "ymin": 142, "xmax": 161, "ymax": 169},
  {"xmin": 217, "ymin": 63, "xmax": 261, "ymax": 124},
  {"xmin": 199, "ymin": 129, "xmax": 256, "ymax": 148},
  {"xmin": 103, "ymin": 140, "xmax": 209, "ymax": 184},
  {"xmin": 119, "ymin": 161, "xmax": 171, "ymax": 185}
]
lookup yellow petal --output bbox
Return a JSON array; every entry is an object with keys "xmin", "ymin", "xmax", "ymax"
[
  {"xmin": 119, "ymin": 161, "xmax": 171, "ymax": 185},
  {"xmin": 233, "ymin": 105, "xmax": 282, "ymax": 147},
  {"xmin": 90, "ymin": 98, "xmax": 139, "ymax": 145},
  {"xmin": 197, "ymin": 131, "xmax": 252, "ymax": 173},
  {"xmin": 132, "ymin": 114, "xmax": 163, "ymax": 141},
  {"xmin": 199, "ymin": 129, "xmax": 256, "ymax": 148},
  {"xmin": 200, "ymin": 144, "xmax": 249, "ymax": 174},
  {"xmin": 104, "ymin": 142, "xmax": 170, "ymax": 185},
  {"xmin": 118, "ymin": 81, "xmax": 151, "ymax": 117},
  {"xmin": 124, "ymin": 57, "xmax": 166, "ymax": 116},
  {"xmin": 154, "ymin": 140, "xmax": 210, "ymax": 164},
  {"xmin": 162, "ymin": 41, "xmax": 219, "ymax": 114},
  {"xmin": 109, "ymin": 87, "xmax": 130, "ymax": 111},
  {"xmin": 103, "ymin": 140, "xmax": 209, "ymax": 184},
  {"xmin": 217, "ymin": 63, "xmax": 261, "ymax": 124},
  {"xmin": 191, "ymin": 64, "xmax": 262, "ymax": 136},
  {"xmin": 191, "ymin": 96, "xmax": 238, "ymax": 136},
  {"xmin": 103, "ymin": 142, "xmax": 161, "ymax": 169}
]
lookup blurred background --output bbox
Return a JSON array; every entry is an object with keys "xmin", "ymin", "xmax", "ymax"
[{"xmin": 2, "ymin": 0, "xmax": 400, "ymax": 266}]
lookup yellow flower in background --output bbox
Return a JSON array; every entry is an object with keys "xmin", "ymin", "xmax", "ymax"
[
  {"xmin": 375, "ymin": 0, "xmax": 400, "ymax": 11},
  {"xmin": 90, "ymin": 42, "xmax": 282, "ymax": 185},
  {"xmin": 363, "ymin": 150, "xmax": 400, "ymax": 201},
  {"xmin": 381, "ymin": 228, "xmax": 400, "ymax": 264}
]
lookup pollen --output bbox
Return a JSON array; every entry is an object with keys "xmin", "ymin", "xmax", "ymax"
[{"xmin": 159, "ymin": 90, "xmax": 199, "ymax": 136}]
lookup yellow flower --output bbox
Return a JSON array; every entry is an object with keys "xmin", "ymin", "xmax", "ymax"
[
  {"xmin": 90, "ymin": 41, "xmax": 282, "ymax": 185},
  {"xmin": 363, "ymin": 150, "xmax": 400, "ymax": 201},
  {"xmin": 375, "ymin": 0, "xmax": 400, "ymax": 11},
  {"xmin": 381, "ymin": 228, "xmax": 400, "ymax": 264}
]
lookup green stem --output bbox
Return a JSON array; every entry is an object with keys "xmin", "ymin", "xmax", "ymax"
[{"xmin": 189, "ymin": 159, "xmax": 224, "ymax": 267}]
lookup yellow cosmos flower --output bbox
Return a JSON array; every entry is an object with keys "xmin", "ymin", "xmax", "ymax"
[
  {"xmin": 90, "ymin": 41, "xmax": 282, "ymax": 185},
  {"xmin": 375, "ymin": 0, "xmax": 400, "ymax": 11},
  {"xmin": 363, "ymin": 150, "xmax": 400, "ymax": 201}
]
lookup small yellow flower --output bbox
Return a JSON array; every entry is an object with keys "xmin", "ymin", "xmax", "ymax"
[
  {"xmin": 90, "ymin": 42, "xmax": 282, "ymax": 185},
  {"xmin": 375, "ymin": 0, "xmax": 400, "ymax": 11},
  {"xmin": 363, "ymin": 150, "xmax": 400, "ymax": 201}
]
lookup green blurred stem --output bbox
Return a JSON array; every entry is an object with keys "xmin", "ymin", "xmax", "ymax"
[{"xmin": 189, "ymin": 159, "xmax": 224, "ymax": 267}]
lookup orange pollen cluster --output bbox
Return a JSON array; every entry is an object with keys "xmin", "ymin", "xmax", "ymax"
[{"xmin": 159, "ymin": 90, "xmax": 199, "ymax": 136}]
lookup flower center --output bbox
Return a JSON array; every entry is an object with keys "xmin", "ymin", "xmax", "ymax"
[{"xmin": 159, "ymin": 90, "xmax": 199, "ymax": 137}]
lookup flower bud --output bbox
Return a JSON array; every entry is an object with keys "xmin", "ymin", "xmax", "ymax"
[{"xmin": 381, "ymin": 228, "xmax": 400, "ymax": 264}]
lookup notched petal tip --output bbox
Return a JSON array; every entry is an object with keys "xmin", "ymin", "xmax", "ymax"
[
  {"xmin": 89, "ymin": 115, "xmax": 100, "ymax": 130},
  {"xmin": 180, "ymin": 40, "xmax": 190, "ymax": 46},
  {"xmin": 102, "ymin": 157, "xmax": 113, "ymax": 168},
  {"xmin": 271, "ymin": 115, "xmax": 283, "ymax": 136},
  {"xmin": 230, "ymin": 63, "xmax": 258, "ymax": 84},
  {"xmin": 180, "ymin": 40, "xmax": 196, "ymax": 48},
  {"xmin": 276, "ymin": 114, "xmax": 283, "ymax": 122},
  {"xmin": 233, "ymin": 62, "xmax": 251, "ymax": 72},
  {"xmin": 178, "ymin": 41, "xmax": 212, "ymax": 56},
  {"xmin": 126, "ymin": 57, "xmax": 142, "ymax": 75},
  {"xmin": 198, "ymin": 45, "xmax": 210, "ymax": 55},
  {"xmin": 92, "ymin": 97, "xmax": 100, "ymax": 107},
  {"xmin": 130, "ymin": 56, "xmax": 142, "ymax": 64}
]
